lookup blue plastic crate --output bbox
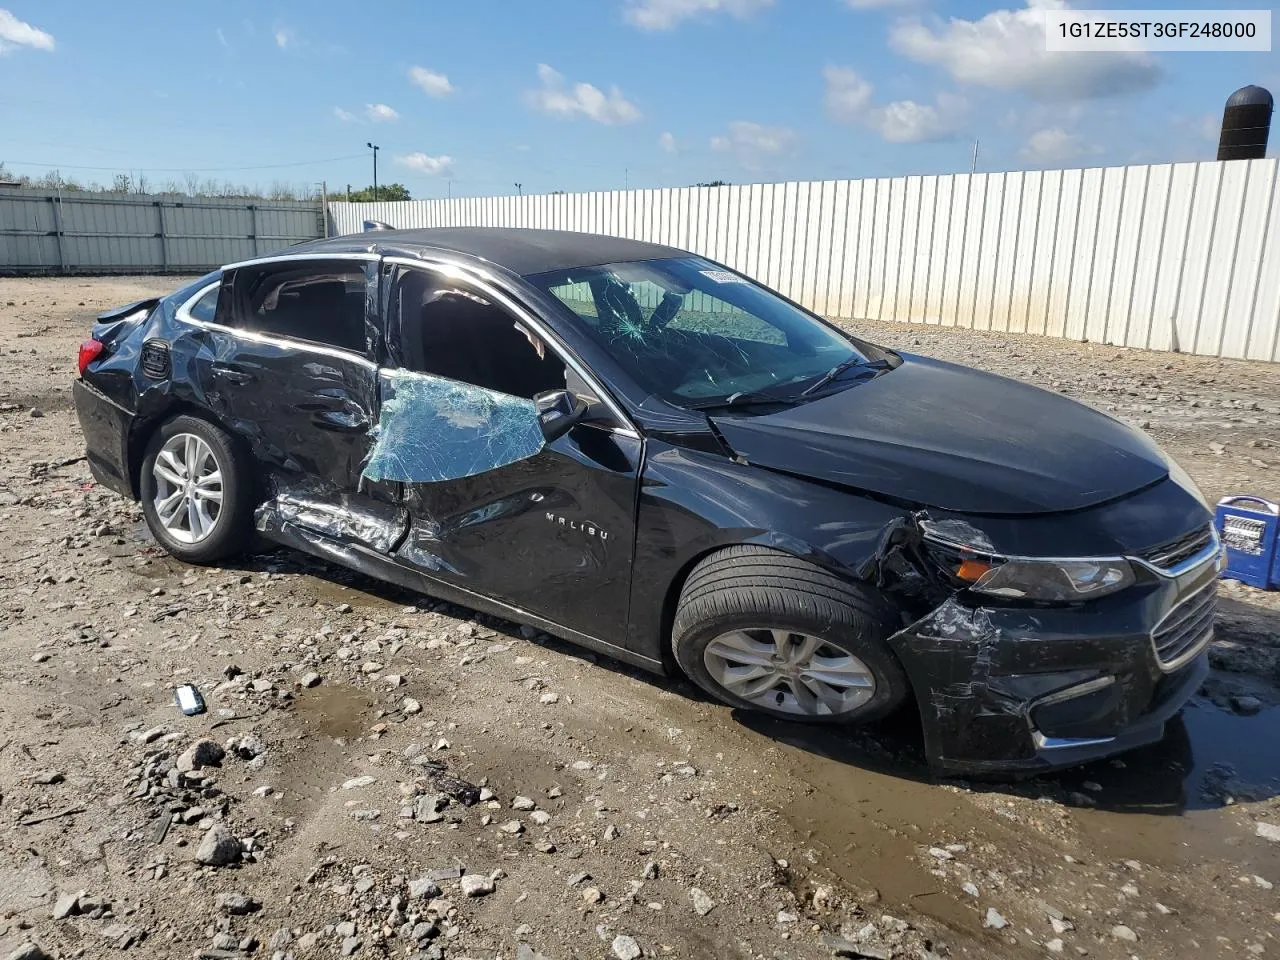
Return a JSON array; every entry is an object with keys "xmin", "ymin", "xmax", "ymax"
[{"xmin": 1215, "ymin": 496, "xmax": 1280, "ymax": 590}]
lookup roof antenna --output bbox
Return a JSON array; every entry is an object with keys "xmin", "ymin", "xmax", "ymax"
[{"xmin": 362, "ymin": 220, "xmax": 394, "ymax": 232}]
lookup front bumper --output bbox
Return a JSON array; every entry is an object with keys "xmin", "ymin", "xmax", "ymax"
[{"xmin": 888, "ymin": 545, "xmax": 1222, "ymax": 777}]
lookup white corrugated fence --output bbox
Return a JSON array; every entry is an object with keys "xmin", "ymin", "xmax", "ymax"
[{"xmin": 329, "ymin": 159, "xmax": 1280, "ymax": 362}]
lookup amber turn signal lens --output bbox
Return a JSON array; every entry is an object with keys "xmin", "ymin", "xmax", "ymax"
[{"xmin": 955, "ymin": 559, "xmax": 992, "ymax": 582}]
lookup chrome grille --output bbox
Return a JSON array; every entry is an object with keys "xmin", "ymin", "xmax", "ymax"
[
  {"xmin": 1151, "ymin": 582, "xmax": 1216, "ymax": 671},
  {"xmin": 1139, "ymin": 523, "xmax": 1214, "ymax": 571}
]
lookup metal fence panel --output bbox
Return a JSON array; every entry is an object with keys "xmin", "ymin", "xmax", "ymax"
[
  {"xmin": 328, "ymin": 158, "xmax": 1280, "ymax": 362},
  {"xmin": 1, "ymin": 189, "xmax": 322, "ymax": 274}
]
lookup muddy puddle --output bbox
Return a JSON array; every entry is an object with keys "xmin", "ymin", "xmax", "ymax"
[{"xmin": 741, "ymin": 670, "xmax": 1280, "ymax": 942}]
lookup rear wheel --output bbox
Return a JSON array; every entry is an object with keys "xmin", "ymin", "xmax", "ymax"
[
  {"xmin": 139, "ymin": 415, "xmax": 254, "ymax": 564},
  {"xmin": 671, "ymin": 546, "xmax": 909, "ymax": 724}
]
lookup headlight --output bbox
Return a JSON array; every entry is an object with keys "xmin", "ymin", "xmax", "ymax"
[
  {"xmin": 920, "ymin": 519, "xmax": 1135, "ymax": 602},
  {"xmin": 967, "ymin": 558, "xmax": 1134, "ymax": 602}
]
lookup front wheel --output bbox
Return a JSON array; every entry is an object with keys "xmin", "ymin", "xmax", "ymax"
[
  {"xmin": 139, "ymin": 415, "xmax": 254, "ymax": 564},
  {"xmin": 671, "ymin": 546, "xmax": 909, "ymax": 724}
]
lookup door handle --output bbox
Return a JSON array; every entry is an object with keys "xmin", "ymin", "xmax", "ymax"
[{"xmin": 210, "ymin": 362, "xmax": 253, "ymax": 385}]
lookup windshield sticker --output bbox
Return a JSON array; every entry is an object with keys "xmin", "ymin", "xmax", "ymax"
[{"xmin": 699, "ymin": 269, "xmax": 748, "ymax": 284}]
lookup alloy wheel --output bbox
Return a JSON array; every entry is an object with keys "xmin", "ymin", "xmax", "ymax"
[
  {"xmin": 702, "ymin": 628, "xmax": 876, "ymax": 717},
  {"xmin": 151, "ymin": 433, "xmax": 223, "ymax": 544}
]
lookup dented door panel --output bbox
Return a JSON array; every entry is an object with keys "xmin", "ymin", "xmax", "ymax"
[{"xmin": 390, "ymin": 422, "xmax": 642, "ymax": 645}]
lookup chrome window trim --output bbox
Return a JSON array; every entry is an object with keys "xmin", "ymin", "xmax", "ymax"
[
  {"xmin": 384, "ymin": 255, "xmax": 640, "ymax": 439},
  {"xmin": 174, "ymin": 278, "xmax": 377, "ymax": 369},
  {"xmin": 220, "ymin": 251, "xmax": 381, "ymax": 271}
]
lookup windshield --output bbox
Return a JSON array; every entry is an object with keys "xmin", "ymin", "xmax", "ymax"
[{"xmin": 527, "ymin": 257, "xmax": 863, "ymax": 406}]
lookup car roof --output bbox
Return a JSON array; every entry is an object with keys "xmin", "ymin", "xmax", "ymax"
[{"xmin": 286, "ymin": 227, "xmax": 688, "ymax": 277}]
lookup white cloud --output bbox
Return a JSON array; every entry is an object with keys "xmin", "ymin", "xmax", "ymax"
[
  {"xmin": 215, "ymin": 28, "xmax": 228, "ymax": 48},
  {"xmin": 871, "ymin": 98, "xmax": 957, "ymax": 143},
  {"xmin": 823, "ymin": 66, "xmax": 874, "ymax": 123},
  {"xmin": 334, "ymin": 106, "xmax": 357, "ymax": 122},
  {"xmin": 824, "ymin": 66, "xmax": 964, "ymax": 143},
  {"xmin": 409, "ymin": 66, "xmax": 454, "ymax": 98},
  {"xmin": 1019, "ymin": 127, "xmax": 1100, "ymax": 166},
  {"xmin": 525, "ymin": 64, "xmax": 641, "ymax": 125},
  {"xmin": 273, "ymin": 26, "xmax": 295, "ymax": 49},
  {"xmin": 623, "ymin": 0, "xmax": 772, "ymax": 30},
  {"xmin": 658, "ymin": 131, "xmax": 678, "ymax": 154},
  {"xmin": 710, "ymin": 120, "xmax": 798, "ymax": 172},
  {"xmin": 0, "ymin": 8, "xmax": 54, "ymax": 53},
  {"xmin": 890, "ymin": 0, "xmax": 1161, "ymax": 101},
  {"xmin": 396, "ymin": 153, "xmax": 455, "ymax": 177},
  {"xmin": 365, "ymin": 103, "xmax": 399, "ymax": 122}
]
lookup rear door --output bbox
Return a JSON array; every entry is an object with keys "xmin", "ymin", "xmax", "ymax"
[{"xmin": 183, "ymin": 256, "xmax": 406, "ymax": 550}]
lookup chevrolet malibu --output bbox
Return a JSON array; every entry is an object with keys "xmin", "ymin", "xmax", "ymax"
[{"xmin": 72, "ymin": 228, "xmax": 1223, "ymax": 775}]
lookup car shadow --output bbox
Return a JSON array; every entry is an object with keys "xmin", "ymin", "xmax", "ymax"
[{"xmin": 221, "ymin": 544, "xmax": 1280, "ymax": 816}]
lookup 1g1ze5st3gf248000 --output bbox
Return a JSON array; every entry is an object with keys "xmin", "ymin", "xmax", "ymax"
[{"xmin": 72, "ymin": 227, "xmax": 1225, "ymax": 776}]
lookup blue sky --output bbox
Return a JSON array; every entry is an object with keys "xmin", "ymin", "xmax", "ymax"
[{"xmin": 1, "ymin": 0, "xmax": 1276, "ymax": 199}]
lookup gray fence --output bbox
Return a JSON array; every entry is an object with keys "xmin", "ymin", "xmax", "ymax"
[
  {"xmin": 0, "ymin": 188, "xmax": 324, "ymax": 274},
  {"xmin": 331, "ymin": 158, "xmax": 1280, "ymax": 362}
]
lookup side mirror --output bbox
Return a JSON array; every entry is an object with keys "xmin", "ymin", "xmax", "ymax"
[{"xmin": 534, "ymin": 389, "xmax": 589, "ymax": 443}]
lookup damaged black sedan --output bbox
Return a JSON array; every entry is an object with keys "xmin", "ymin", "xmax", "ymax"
[{"xmin": 73, "ymin": 228, "xmax": 1223, "ymax": 775}]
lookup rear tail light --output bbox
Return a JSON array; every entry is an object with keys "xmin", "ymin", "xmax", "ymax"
[{"xmin": 78, "ymin": 339, "xmax": 105, "ymax": 376}]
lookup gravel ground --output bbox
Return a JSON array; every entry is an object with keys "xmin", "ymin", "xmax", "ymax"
[{"xmin": 0, "ymin": 275, "xmax": 1278, "ymax": 960}]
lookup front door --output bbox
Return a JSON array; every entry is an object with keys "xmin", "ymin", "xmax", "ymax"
[{"xmin": 371, "ymin": 263, "xmax": 641, "ymax": 646}]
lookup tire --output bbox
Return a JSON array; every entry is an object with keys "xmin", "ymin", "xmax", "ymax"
[
  {"xmin": 672, "ymin": 545, "xmax": 909, "ymax": 724},
  {"xmin": 139, "ymin": 414, "xmax": 255, "ymax": 564}
]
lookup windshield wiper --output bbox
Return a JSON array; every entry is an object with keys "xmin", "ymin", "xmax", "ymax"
[
  {"xmin": 800, "ymin": 356, "xmax": 889, "ymax": 397},
  {"xmin": 688, "ymin": 390, "xmax": 799, "ymax": 410}
]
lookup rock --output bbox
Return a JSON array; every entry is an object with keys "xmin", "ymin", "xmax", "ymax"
[
  {"xmin": 821, "ymin": 934, "xmax": 891, "ymax": 959},
  {"xmin": 52, "ymin": 891, "xmax": 81, "ymax": 919},
  {"xmin": 604, "ymin": 824, "xmax": 620, "ymax": 841},
  {"xmin": 403, "ymin": 697, "xmax": 422, "ymax": 714},
  {"xmin": 459, "ymin": 874, "xmax": 494, "ymax": 897},
  {"xmin": 415, "ymin": 794, "xmax": 446, "ymax": 823},
  {"xmin": 984, "ymin": 908, "xmax": 1008, "ymax": 930},
  {"xmin": 689, "ymin": 888, "xmax": 715, "ymax": 916},
  {"xmin": 961, "ymin": 882, "xmax": 979, "ymax": 897},
  {"xmin": 196, "ymin": 824, "xmax": 241, "ymax": 866},
  {"xmin": 408, "ymin": 876, "xmax": 442, "ymax": 899},
  {"xmin": 500, "ymin": 820, "xmax": 524, "ymax": 834},
  {"xmin": 7, "ymin": 944, "xmax": 52, "ymax": 960},
  {"xmin": 1046, "ymin": 938, "xmax": 1064, "ymax": 954},
  {"xmin": 232, "ymin": 731, "xmax": 266, "ymax": 759},
  {"xmin": 250, "ymin": 678, "xmax": 273, "ymax": 693},
  {"xmin": 177, "ymin": 738, "xmax": 224, "ymax": 773},
  {"xmin": 927, "ymin": 847, "xmax": 953, "ymax": 860},
  {"xmin": 211, "ymin": 933, "xmax": 239, "ymax": 950},
  {"xmin": 583, "ymin": 886, "xmax": 604, "ymax": 904},
  {"xmin": 1111, "ymin": 925, "xmax": 1139, "ymax": 942},
  {"xmin": 1233, "ymin": 695, "xmax": 1263, "ymax": 715},
  {"xmin": 299, "ymin": 672, "xmax": 322, "ymax": 688},
  {"xmin": 513, "ymin": 796, "xmax": 536, "ymax": 810},
  {"xmin": 642, "ymin": 862, "xmax": 659, "ymax": 880},
  {"xmin": 530, "ymin": 810, "xmax": 551, "ymax": 826},
  {"xmin": 612, "ymin": 934, "xmax": 643, "ymax": 960},
  {"xmin": 539, "ymin": 692, "xmax": 560, "ymax": 704},
  {"xmin": 343, "ymin": 775, "xmax": 377, "ymax": 790},
  {"xmin": 341, "ymin": 936, "xmax": 362, "ymax": 956},
  {"xmin": 217, "ymin": 892, "xmax": 259, "ymax": 915},
  {"xmin": 1257, "ymin": 822, "xmax": 1280, "ymax": 842}
]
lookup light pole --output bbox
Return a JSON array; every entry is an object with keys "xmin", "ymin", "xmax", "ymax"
[
  {"xmin": 514, "ymin": 182, "xmax": 523, "ymax": 196},
  {"xmin": 366, "ymin": 142, "xmax": 379, "ymax": 201}
]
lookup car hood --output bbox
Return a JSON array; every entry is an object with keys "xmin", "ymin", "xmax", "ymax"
[{"xmin": 710, "ymin": 354, "xmax": 1170, "ymax": 515}]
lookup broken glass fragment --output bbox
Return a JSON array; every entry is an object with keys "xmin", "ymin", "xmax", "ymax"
[{"xmin": 362, "ymin": 370, "xmax": 545, "ymax": 484}]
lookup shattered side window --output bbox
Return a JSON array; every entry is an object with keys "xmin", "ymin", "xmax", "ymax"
[{"xmin": 361, "ymin": 369, "xmax": 546, "ymax": 484}]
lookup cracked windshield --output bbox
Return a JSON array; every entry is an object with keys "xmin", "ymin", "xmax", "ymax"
[{"xmin": 530, "ymin": 257, "xmax": 868, "ymax": 407}]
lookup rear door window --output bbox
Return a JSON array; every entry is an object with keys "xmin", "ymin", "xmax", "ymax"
[{"xmin": 232, "ymin": 260, "xmax": 369, "ymax": 353}]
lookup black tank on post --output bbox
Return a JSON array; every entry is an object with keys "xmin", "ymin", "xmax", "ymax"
[{"xmin": 1217, "ymin": 85, "xmax": 1273, "ymax": 161}]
